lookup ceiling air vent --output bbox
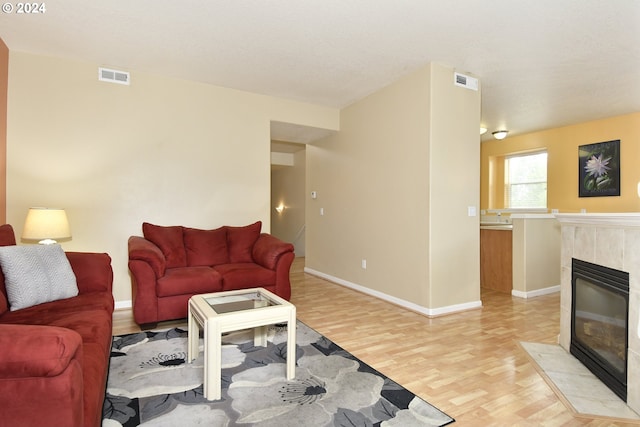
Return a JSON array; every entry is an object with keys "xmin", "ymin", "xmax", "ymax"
[
  {"xmin": 454, "ymin": 72, "xmax": 478, "ymax": 91},
  {"xmin": 98, "ymin": 67, "xmax": 130, "ymax": 85}
]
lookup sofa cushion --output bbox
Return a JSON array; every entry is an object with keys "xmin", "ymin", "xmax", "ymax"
[
  {"xmin": 0, "ymin": 244, "xmax": 78, "ymax": 311},
  {"xmin": 0, "ymin": 224, "xmax": 17, "ymax": 316},
  {"xmin": 66, "ymin": 252, "xmax": 114, "ymax": 295},
  {"xmin": 215, "ymin": 263, "xmax": 276, "ymax": 291},
  {"xmin": 142, "ymin": 223, "xmax": 187, "ymax": 268},
  {"xmin": 157, "ymin": 267, "xmax": 223, "ymax": 297},
  {"xmin": 0, "ymin": 291, "xmax": 114, "ymax": 326},
  {"xmin": 184, "ymin": 226, "xmax": 229, "ymax": 266},
  {"xmin": 48, "ymin": 310, "xmax": 114, "ymax": 356},
  {"xmin": 226, "ymin": 221, "xmax": 261, "ymax": 263}
]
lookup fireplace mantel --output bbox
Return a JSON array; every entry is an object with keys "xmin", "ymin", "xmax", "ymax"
[{"xmin": 555, "ymin": 213, "xmax": 640, "ymax": 228}]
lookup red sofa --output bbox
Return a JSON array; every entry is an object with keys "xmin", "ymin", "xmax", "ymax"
[
  {"xmin": 128, "ymin": 221, "xmax": 295, "ymax": 326},
  {"xmin": 0, "ymin": 224, "xmax": 114, "ymax": 427}
]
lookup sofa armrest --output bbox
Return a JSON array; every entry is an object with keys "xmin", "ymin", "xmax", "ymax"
[
  {"xmin": 0, "ymin": 324, "xmax": 82, "ymax": 378},
  {"xmin": 252, "ymin": 233, "xmax": 294, "ymax": 270},
  {"xmin": 129, "ymin": 236, "xmax": 166, "ymax": 277},
  {"xmin": 0, "ymin": 324, "xmax": 85, "ymax": 427},
  {"xmin": 66, "ymin": 252, "xmax": 113, "ymax": 295},
  {"xmin": 129, "ymin": 236, "xmax": 165, "ymax": 325}
]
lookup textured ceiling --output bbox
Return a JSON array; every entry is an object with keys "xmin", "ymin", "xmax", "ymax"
[{"xmin": 1, "ymin": 0, "xmax": 639, "ymax": 143}]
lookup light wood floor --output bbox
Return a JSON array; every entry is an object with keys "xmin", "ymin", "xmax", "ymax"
[{"xmin": 112, "ymin": 257, "xmax": 638, "ymax": 426}]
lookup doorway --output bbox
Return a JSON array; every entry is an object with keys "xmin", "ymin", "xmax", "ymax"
[{"xmin": 271, "ymin": 140, "xmax": 306, "ymax": 256}]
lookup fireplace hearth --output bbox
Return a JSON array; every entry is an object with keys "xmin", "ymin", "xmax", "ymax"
[{"xmin": 571, "ymin": 258, "xmax": 629, "ymax": 401}]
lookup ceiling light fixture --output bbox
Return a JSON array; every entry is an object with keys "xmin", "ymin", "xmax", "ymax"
[
  {"xmin": 492, "ymin": 130, "xmax": 509, "ymax": 140},
  {"xmin": 480, "ymin": 127, "xmax": 488, "ymax": 135}
]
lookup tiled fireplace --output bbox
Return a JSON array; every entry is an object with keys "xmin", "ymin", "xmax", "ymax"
[{"xmin": 556, "ymin": 213, "xmax": 640, "ymax": 414}]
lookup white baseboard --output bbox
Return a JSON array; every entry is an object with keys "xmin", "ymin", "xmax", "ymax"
[
  {"xmin": 115, "ymin": 300, "xmax": 132, "ymax": 310},
  {"xmin": 512, "ymin": 285, "xmax": 560, "ymax": 299},
  {"xmin": 303, "ymin": 267, "xmax": 482, "ymax": 317}
]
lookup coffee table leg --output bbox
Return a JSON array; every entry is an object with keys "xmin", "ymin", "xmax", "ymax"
[
  {"xmin": 287, "ymin": 308, "xmax": 296, "ymax": 380},
  {"xmin": 204, "ymin": 319, "xmax": 222, "ymax": 401},
  {"xmin": 187, "ymin": 306, "xmax": 199, "ymax": 362},
  {"xmin": 254, "ymin": 325, "xmax": 267, "ymax": 347}
]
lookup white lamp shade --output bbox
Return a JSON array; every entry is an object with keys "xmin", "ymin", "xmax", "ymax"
[{"xmin": 22, "ymin": 208, "xmax": 72, "ymax": 243}]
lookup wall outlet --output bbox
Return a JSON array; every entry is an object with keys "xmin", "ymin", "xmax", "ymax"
[
  {"xmin": 320, "ymin": 207, "xmax": 324, "ymax": 216},
  {"xmin": 361, "ymin": 259, "xmax": 367, "ymax": 269}
]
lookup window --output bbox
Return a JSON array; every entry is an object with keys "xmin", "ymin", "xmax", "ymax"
[{"xmin": 505, "ymin": 151, "xmax": 547, "ymax": 208}]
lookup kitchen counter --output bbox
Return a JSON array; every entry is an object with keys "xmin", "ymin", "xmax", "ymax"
[
  {"xmin": 479, "ymin": 213, "xmax": 560, "ymax": 297},
  {"xmin": 480, "ymin": 224, "xmax": 513, "ymax": 230}
]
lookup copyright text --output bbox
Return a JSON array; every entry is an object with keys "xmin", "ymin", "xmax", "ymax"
[{"xmin": 2, "ymin": 3, "xmax": 47, "ymax": 13}]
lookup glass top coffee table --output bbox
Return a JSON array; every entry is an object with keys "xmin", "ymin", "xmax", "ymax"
[{"xmin": 187, "ymin": 288, "xmax": 296, "ymax": 400}]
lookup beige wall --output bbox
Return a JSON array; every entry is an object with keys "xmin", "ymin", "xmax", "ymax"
[
  {"xmin": 6, "ymin": 51, "xmax": 339, "ymax": 304},
  {"xmin": 271, "ymin": 147, "xmax": 306, "ymax": 255},
  {"xmin": 511, "ymin": 217, "xmax": 561, "ymax": 295},
  {"xmin": 481, "ymin": 112, "xmax": 640, "ymax": 212},
  {"xmin": 306, "ymin": 63, "xmax": 481, "ymax": 312},
  {"xmin": 428, "ymin": 63, "xmax": 481, "ymax": 309}
]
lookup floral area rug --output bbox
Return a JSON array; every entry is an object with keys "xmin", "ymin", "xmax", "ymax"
[{"xmin": 102, "ymin": 321, "xmax": 454, "ymax": 427}]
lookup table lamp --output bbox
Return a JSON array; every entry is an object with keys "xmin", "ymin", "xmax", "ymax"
[{"xmin": 21, "ymin": 207, "xmax": 72, "ymax": 244}]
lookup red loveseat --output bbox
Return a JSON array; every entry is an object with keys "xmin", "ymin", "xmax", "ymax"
[
  {"xmin": 128, "ymin": 221, "xmax": 295, "ymax": 327},
  {"xmin": 0, "ymin": 224, "xmax": 114, "ymax": 427}
]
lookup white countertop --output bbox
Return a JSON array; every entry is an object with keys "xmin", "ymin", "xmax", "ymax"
[
  {"xmin": 510, "ymin": 213, "xmax": 556, "ymax": 219},
  {"xmin": 480, "ymin": 224, "xmax": 513, "ymax": 230}
]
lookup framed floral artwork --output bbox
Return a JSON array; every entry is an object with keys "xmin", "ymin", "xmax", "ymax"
[{"xmin": 578, "ymin": 139, "xmax": 620, "ymax": 197}]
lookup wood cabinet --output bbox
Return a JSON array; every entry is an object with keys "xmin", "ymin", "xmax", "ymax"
[{"xmin": 480, "ymin": 229, "xmax": 512, "ymax": 293}]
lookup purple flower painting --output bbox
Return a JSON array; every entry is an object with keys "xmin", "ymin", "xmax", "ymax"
[{"xmin": 578, "ymin": 140, "xmax": 620, "ymax": 197}]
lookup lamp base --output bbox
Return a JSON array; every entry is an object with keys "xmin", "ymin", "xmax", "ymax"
[{"xmin": 38, "ymin": 239, "xmax": 58, "ymax": 245}]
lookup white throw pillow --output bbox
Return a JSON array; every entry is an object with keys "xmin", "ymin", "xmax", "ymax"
[{"xmin": 0, "ymin": 244, "xmax": 78, "ymax": 311}]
